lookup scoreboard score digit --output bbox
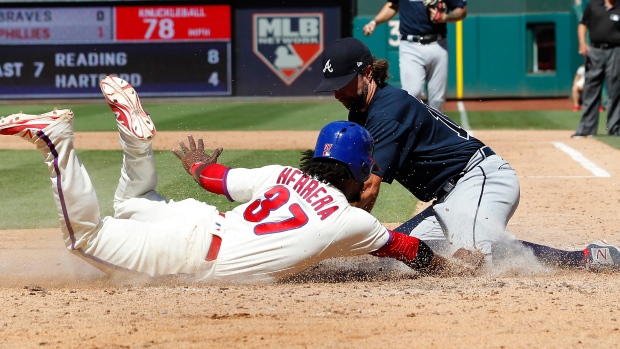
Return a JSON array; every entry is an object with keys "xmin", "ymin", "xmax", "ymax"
[{"xmin": 115, "ymin": 5, "xmax": 231, "ymax": 41}]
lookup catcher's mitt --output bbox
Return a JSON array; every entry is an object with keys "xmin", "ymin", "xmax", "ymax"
[{"xmin": 423, "ymin": 0, "xmax": 446, "ymax": 22}]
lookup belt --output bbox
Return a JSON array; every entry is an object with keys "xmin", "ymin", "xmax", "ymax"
[
  {"xmin": 400, "ymin": 34, "xmax": 443, "ymax": 44},
  {"xmin": 438, "ymin": 146, "xmax": 496, "ymax": 198},
  {"xmin": 206, "ymin": 212, "xmax": 225, "ymax": 262},
  {"xmin": 591, "ymin": 42, "xmax": 620, "ymax": 49}
]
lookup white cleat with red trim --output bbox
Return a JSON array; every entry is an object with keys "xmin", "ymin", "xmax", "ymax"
[
  {"xmin": 0, "ymin": 108, "xmax": 74, "ymax": 142},
  {"xmin": 100, "ymin": 75, "xmax": 155, "ymax": 141}
]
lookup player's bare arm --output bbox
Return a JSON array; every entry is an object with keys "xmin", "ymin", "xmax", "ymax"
[
  {"xmin": 429, "ymin": 6, "xmax": 466, "ymax": 23},
  {"xmin": 172, "ymin": 135, "xmax": 223, "ymax": 183},
  {"xmin": 354, "ymin": 173, "xmax": 382, "ymax": 212},
  {"xmin": 577, "ymin": 23, "xmax": 589, "ymax": 56},
  {"xmin": 363, "ymin": 2, "xmax": 399, "ymax": 36}
]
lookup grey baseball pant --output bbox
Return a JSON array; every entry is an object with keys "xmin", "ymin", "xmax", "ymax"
[
  {"xmin": 399, "ymin": 39, "xmax": 449, "ymax": 112},
  {"xmin": 576, "ymin": 46, "xmax": 620, "ymax": 135}
]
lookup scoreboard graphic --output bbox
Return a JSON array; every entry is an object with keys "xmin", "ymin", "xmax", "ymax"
[{"xmin": 0, "ymin": 5, "xmax": 232, "ymax": 98}]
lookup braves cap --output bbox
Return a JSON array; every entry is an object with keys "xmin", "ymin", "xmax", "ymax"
[{"xmin": 314, "ymin": 37, "xmax": 373, "ymax": 93}]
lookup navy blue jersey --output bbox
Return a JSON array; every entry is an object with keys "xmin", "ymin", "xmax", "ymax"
[
  {"xmin": 348, "ymin": 84, "xmax": 485, "ymax": 202},
  {"xmin": 391, "ymin": 0, "xmax": 467, "ymax": 36}
]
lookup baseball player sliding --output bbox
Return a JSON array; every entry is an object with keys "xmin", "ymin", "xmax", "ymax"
[{"xmin": 0, "ymin": 76, "xmax": 482, "ymax": 282}]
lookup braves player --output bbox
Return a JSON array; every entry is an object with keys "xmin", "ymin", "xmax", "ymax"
[
  {"xmin": 315, "ymin": 37, "xmax": 620, "ymax": 269},
  {"xmin": 0, "ymin": 76, "xmax": 484, "ymax": 282},
  {"xmin": 362, "ymin": 0, "xmax": 466, "ymax": 112}
]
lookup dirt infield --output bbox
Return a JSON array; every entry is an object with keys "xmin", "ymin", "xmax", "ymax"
[{"xmin": 2, "ymin": 98, "xmax": 620, "ymax": 348}]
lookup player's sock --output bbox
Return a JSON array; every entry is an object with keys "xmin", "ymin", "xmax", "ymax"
[{"xmin": 516, "ymin": 240, "xmax": 584, "ymax": 267}]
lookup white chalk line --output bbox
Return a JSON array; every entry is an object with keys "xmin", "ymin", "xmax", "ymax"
[
  {"xmin": 522, "ymin": 175, "xmax": 602, "ymax": 179},
  {"xmin": 551, "ymin": 142, "xmax": 610, "ymax": 177},
  {"xmin": 457, "ymin": 101, "xmax": 472, "ymax": 136},
  {"xmin": 453, "ymin": 103, "xmax": 610, "ymax": 178}
]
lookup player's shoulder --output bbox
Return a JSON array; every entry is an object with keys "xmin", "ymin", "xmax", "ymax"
[
  {"xmin": 374, "ymin": 84, "xmax": 409, "ymax": 103},
  {"xmin": 367, "ymin": 86, "xmax": 436, "ymax": 131},
  {"xmin": 444, "ymin": 0, "xmax": 467, "ymax": 9},
  {"xmin": 339, "ymin": 204, "xmax": 381, "ymax": 225},
  {"xmin": 372, "ymin": 85, "xmax": 426, "ymax": 115}
]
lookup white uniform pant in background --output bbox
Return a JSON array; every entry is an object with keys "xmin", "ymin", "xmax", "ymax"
[
  {"xmin": 34, "ymin": 120, "xmax": 218, "ymax": 279},
  {"xmin": 406, "ymin": 152, "xmax": 520, "ymax": 259},
  {"xmin": 399, "ymin": 39, "xmax": 449, "ymax": 112}
]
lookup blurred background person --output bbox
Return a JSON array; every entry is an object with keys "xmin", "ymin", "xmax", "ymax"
[
  {"xmin": 572, "ymin": 0, "xmax": 620, "ymax": 138},
  {"xmin": 362, "ymin": 0, "xmax": 467, "ymax": 112},
  {"xmin": 572, "ymin": 64, "xmax": 607, "ymax": 112},
  {"xmin": 572, "ymin": 64, "xmax": 585, "ymax": 111}
]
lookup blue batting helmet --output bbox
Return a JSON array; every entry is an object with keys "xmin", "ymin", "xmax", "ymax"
[{"xmin": 313, "ymin": 121, "xmax": 374, "ymax": 182}]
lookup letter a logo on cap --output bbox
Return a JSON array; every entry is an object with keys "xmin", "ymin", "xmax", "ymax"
[{"xmin": 323, "ymin": 59, "xmax": 333, "ymax": 73}]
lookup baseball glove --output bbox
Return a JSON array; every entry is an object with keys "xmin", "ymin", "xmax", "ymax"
[{"xmin": 423, "ymin": 0, "xmax": 446, "ymax": 22}]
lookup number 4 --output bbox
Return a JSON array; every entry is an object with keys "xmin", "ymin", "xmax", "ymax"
[{"xmin": 208, "ymin": 72, "xmax": 219, "ymax": 86}]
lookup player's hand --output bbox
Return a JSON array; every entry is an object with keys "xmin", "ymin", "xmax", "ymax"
[
  {"xmin": 578, "ymin": 42, "xmax": 590, "ymax": 56},
  {"xmin": 363, "ymin": 21, "xmax": 376, "ymax": 36},
  {"xmin": 419, "ymin": 248, "xmax": 485, "ymax": 277},
  {"xmin": 172, "ymin": 134, "xmax": 223, "ymax": 175},
  {"xmin": 452, "ymin": 248, "xmax": 485, "ymax": 270},
  {"xmin": 428, "ymin": 8, "xmax": 445, "ymax": 23}
]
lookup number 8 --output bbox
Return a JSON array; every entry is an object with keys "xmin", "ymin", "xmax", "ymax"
[{"xmin": 158, "ymin": 18, "xmax": 175, "ymax": 39}]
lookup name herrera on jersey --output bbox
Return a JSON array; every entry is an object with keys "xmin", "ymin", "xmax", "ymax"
[{"xmin": 276, "ymin": 167, "xmax": 339, "ymax": 220}]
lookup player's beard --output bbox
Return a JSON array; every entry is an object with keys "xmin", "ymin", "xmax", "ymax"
[
  {"xmin": 345, "ymin": 181, "xmax": 364, "ymax": 203},
  {"xmin": 347, "ymin": 81, "xmax": 368, "ymax": 112}
]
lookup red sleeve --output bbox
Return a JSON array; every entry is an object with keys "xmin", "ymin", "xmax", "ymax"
[
  {"xmin": 193, "ymin": 163, "xmax": 233, "ymax": 201},
  {"xmin": 370, "ymin": 230, "xmax": 420, "ymax": 262}
]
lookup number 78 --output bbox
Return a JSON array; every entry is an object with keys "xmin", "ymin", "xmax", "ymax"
[{"xmin": 143, "ymin": 18, "xmax": 175, "ymax": 39}]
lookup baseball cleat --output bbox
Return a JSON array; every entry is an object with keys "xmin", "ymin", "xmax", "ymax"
[
  {"xmin": 584, "ymin": 240, "xmax": 620, "ymax": 270},
  {"xmin": 0, "ymin": 108, "xmax": 74, "ymax": 141},
  {"xmin": 570, "ymin": 133, "xmax": 594, "ymax": 139},
  {"xmin": 100, "ymin": 75, "xmax": 155, "ymax": 141}
]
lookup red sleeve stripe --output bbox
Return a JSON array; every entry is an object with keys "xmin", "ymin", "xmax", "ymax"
[
  {"xmin": 370, "ymin": 230, "xmax": 420, "ymax": 262},
  {"xmin": 197, "ymin": 164, "xmax": 233, "ymax": 202}
]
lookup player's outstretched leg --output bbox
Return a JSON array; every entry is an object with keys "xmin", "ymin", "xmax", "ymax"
[
  {"xmin": 100, "ymin": 75, "xmax": 166, "ymax": 218},
  {"xmin": 493, "ymin": 239, "xmax": 620, "ymax": 271},
  {"xmin": 0, "ymin": 109, "xmax": 105, "ymax": 252},
  {"xmin": 0, "ymin": 108, "xmax": 72, "ymax": 143},
  {"xmin": 100, "ymin": 75, "xmax": 156, "ymax": 141}
]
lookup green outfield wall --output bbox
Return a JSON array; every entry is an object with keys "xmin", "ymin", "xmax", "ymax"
[{"xmin": 355, "ymin": 0, "xmax": 587, "ymax": 99}]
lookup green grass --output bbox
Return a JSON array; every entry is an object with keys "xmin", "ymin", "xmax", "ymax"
[
  {"xmin": 1, "ymin": 100, "xmax": 618, "ymax": 230},
  {"xmin": 0, "ymin": 100, "xmax": 348, "ymax": 132},
  {"xmin": 2, "ymin": 100, "xmax": 605, "ymax": 132},
  {"xmin": 0, "ymin": 149, "xmax": 415, "ymax": 230},
  {"xmin": 447, "ymin": 110, "xmax": 581, "ymax": 130},
  {"xmin": 447, "ymin": 109, "xmax": 620, "ymax": 148}
]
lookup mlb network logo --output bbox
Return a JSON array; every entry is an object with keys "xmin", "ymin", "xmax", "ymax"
[{"xmin": 253, "ymin": 13, "xmax": 324, "ymax": 86}]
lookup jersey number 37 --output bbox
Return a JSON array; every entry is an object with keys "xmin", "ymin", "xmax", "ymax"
[{"xmin": 243, "ymin": 186, "xmax": 309, "ymax": 235}]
